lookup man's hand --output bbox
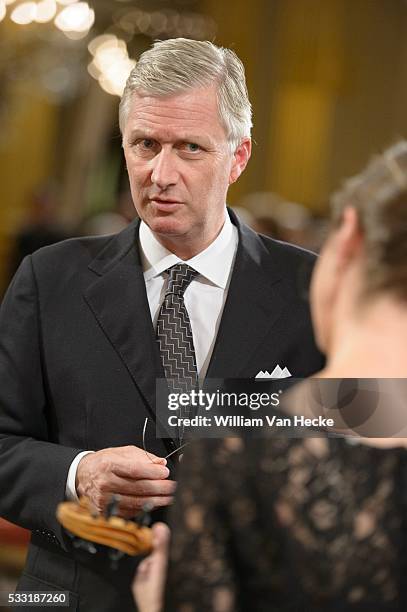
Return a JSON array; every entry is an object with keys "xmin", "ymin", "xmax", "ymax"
[
  {"xmin": 132, "ymin": 522, "xmax": 170, "ymax": 612},
  {"xmin": 76, "ymin": 446, "xmax": 175, "ymax": 517}
]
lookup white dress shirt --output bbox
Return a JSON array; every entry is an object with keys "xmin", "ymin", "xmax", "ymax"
[
  {"xmin": 140, "ymin": 211, "xmax": 238, "ymax": 380},
  {"xmin": 65, "ymin": 209, "xmax": 238, "ymax": 500}
]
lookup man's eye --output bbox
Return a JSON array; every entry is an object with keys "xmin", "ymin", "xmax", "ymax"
[
  {"xmin": 133, "ymin": 139, "xmax": 157, "ymax": 155},
  {"xmin": 185, "ymin": 143, "xmax": 201, "ymax": 152},
  {"xmin": 141, "ymin": 139, "xmax": 154, "ymax": 149}
]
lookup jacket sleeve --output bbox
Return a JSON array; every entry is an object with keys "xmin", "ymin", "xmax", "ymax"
[{"xmin": 0, "ymin": 255, "xmax": 83, "ymax": 548}]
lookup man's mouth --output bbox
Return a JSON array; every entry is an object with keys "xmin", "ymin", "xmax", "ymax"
[
  {"xmin": 150, "ymin": 197, "xmax": 180, "ymax": 203},
  {"xmin": 149, "ymin": 198, "xmax": 182, "ymax": 211}
]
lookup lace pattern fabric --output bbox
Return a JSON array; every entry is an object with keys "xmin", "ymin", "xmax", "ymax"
[{"xmin": 164, "ymin": 437, "xmax": 406, "ymax": 611}]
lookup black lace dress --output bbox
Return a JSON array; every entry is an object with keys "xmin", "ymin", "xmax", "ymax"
[{"xmin": 164, "ymin": 437, "xmax": 407, "ymax": 611}]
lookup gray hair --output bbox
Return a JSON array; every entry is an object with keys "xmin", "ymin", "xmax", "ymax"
[
  {"xmin": 119, "ymin": 38, "xmax": 252, "ymax": 151},
  {"xmin": 331, "ymin": 140, "xmax": 407, "ymax": 300}
]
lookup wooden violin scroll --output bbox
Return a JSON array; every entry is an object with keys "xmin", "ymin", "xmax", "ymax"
[{"xmin": 56, "ymin": 497, "xmax": 153, "ymax": 556}]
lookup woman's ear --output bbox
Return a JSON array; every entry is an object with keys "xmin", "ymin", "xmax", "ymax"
[{"xmin": 335, "ymin": 206, "xmax": 364, "ymax": 269}]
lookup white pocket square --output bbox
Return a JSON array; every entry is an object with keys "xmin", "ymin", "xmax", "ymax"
[{"xmin": 255, "ymin": 365, "xmax": 292, "ymax": 380}]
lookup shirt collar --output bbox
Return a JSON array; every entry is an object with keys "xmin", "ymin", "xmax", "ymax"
[{"xmin": 139, "ymin": 210, "xmax": 237, "ymax": 289}]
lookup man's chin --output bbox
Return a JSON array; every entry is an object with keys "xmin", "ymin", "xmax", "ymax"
[{"xmin": 147, "ymin": 218, "xmax": 188, "ymax": 238}]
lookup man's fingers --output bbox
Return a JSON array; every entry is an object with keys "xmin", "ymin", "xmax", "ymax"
[
  {"xmin": 76, "ymin": 446, "xmax": 175, "ymax": 514},
  {"xmin": 104, "ymin": 475, "xmax": 176, "ymax": 497},
  {"xmin": 112, "ymin": 461, "xmax": 170, "ymax": 480},
  {"xmin": 118, "ymin": 495, "xmax": 174, "ymax": 516},
  {"xmin": 117, "ymin": 446, "xmax": 167, "ymax": 463}
]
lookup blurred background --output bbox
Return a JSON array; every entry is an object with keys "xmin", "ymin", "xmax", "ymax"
[{"xmin": 1, "ymin": 0, "xmax": 407, "ymax": 597}]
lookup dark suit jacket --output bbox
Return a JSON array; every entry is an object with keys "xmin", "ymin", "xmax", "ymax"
[{"xmin": 0, "ymin": 210, "xmax": 324, "ymax": 611}]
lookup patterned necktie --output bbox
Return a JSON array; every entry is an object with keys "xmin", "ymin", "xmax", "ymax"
[{"xmin": 156, "ymin": 264, "xmax": 199, "ymax": 394}]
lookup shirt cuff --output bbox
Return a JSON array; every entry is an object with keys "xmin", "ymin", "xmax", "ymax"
[{"xmin": 65, "ymin": 450, "xmax": 95, "ymax": 501}]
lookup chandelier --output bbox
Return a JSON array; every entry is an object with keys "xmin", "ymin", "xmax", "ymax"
[
  {"xmin": 0, "ymin": 1, "xmax": 217, "ymax": 98},
  {"xmin": 1, "ymin": 1, "xmax": 94, "ymax": 37}
]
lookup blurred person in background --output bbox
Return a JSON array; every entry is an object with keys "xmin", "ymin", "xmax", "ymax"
[
  {"xmin": 241, "ymin": 190, "xmax": 322, "ymax": 250},
  {"xmin": 133, "ymin": 140, "xmax": 407, "ymax": 612},
  {"xmin": 0, "ymin": 38, "xmax": 323, "ymax": 611},
  {"xmin": 79, "ymin": 190, "xmax": 138, "ymax": 237},
  {"xmin": 7, "ymin": 183, "xmax": 69, "ymax": 282},
  {"xmin": 251, "ymin": 213, "xmax": 283, "ymax": 239}
]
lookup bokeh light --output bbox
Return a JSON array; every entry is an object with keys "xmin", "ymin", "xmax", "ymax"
[
  {"xmin": 10, "ymin": 2, "xmax": 37, "ymax": 24},
  {"xmin": 35, "ymin": 0, "xmax": 57, "ymax": 23},
  {"xmin": 54, "ymin": 1, "xmax": 94, "ymax": 33},
  {"xmin": 88, "ymin": 33, "xmax": 135, "ymax": 96}
]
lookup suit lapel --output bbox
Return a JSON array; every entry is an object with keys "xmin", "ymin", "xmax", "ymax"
[
  {"xmin": 83, "ymin": 221, "xmax": 164, "ymax": 420},
  {"xmin": 83, "ymin": 213, "xmax": 288, "ymax": 408},
  {"xmin": 206, "ymin": 210, "xmax": 285, "ymax": 379}
]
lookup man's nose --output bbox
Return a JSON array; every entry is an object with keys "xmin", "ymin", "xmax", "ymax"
[{"xmin": 150, "ymin": 148, "xmax": 178, "ymax": 189}]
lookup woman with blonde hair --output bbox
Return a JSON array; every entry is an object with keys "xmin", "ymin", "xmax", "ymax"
[{"xmin": 134, "ymin": 141, "xmax": 407, "ymax": 611}]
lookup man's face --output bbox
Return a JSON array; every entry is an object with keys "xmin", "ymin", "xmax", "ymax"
[{"xmin": 122, "ymin": 86, "xmax": 250, "ymax": 257}]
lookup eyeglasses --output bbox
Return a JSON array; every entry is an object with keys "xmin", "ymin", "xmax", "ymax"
[{"xmin": 142, "ymin": 417, "xmax": 190, "ymax": 463}]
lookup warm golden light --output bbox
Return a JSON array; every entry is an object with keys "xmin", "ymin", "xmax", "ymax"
[
  {"xmin": 88, "ymin": 33, "xmax": 117, "ymax": 57},
  {"xmin": 87, "ymin": 33, "xmax": 135, "ymax": 97},
  {"xmin": 87, "ymin": 61, "xmax": 100, "ymax": 80},
  {"xmin": 98, "ymin": 57, "xmax": 135, "ymax": 97},
  {"xmin": 61, "ymin": 29, "xmax": 89, "ymax": 40},
  {"xmin": 35, "ymin": 0, "xmax": 57, "ymax": 23},
  {"xmin": 54, "ymin": 2, "xmax": 94, "ymax": 33},
  {"xmin": 10, "ymin": 1, "xmax": 36, "ymax": 24},
  {"xmin": 93, "ymin": 42, "xmax": 128, "ymax": 73},
  {"xmin": 0, "ymin": 1, "xmax": 6, "ymax": 23}
]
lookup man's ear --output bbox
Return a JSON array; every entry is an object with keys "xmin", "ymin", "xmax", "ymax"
[
  {"xmin": 336, "ymin": 206, "xmax": 364, "ymax": 268},
  {"xmin": 229, "ymin": 138, "xmax": 251, "ymax": 184}
]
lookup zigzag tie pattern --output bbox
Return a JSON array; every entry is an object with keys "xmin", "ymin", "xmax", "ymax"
[{"xmin": 157, "ymin": 264, "xmax": 199, "ymax": 440}]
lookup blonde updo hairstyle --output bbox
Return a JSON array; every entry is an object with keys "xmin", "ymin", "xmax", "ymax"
[{"xmin": 330, "ymin": 141, "xmax": 407, "ymax": 300}]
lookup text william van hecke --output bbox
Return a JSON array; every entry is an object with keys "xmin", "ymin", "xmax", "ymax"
[
  {"xmin": 212, "ymin": 415, "xmax": 334, "ymax": 427},
  {"xmin": 168, "ymin": 414, "xmax": 335, "ymax": 428}
]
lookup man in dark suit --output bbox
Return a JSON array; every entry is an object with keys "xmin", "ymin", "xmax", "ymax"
[{"xmin": 0, "ymin": 39, "xmax": 323, "ymax": 610}]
